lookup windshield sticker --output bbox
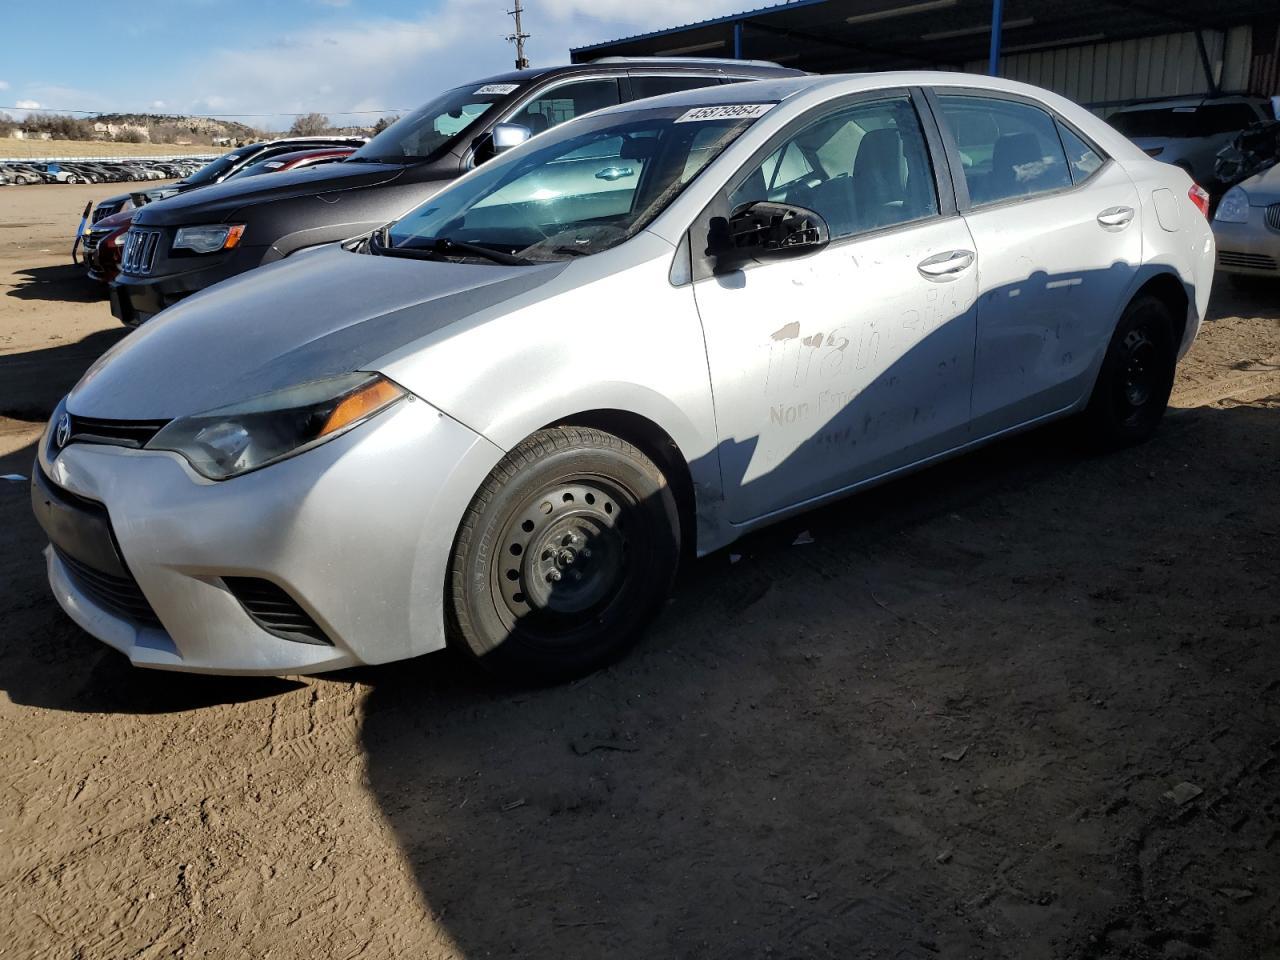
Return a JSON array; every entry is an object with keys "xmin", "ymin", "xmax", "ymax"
[
  {"xmin": 675, "ymin": 103, "xmax": 774, "ymax": 124},
  {"xmin": 474, "ymin": 83, "xmax": 521, "ymax": 96}
]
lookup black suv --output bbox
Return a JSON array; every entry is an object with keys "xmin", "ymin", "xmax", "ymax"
[{"xmin": 109, "ymin": 58, "xmax": 802, "ymax": 325}]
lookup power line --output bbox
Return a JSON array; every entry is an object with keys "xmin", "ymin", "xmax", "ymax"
[
  {"xmin": 1, "ymin": 106, "xmax": 411, "ymax": 118},
  {"xmin": 506, "ymin": 0, "xmax": 531, "ymax": 70}
]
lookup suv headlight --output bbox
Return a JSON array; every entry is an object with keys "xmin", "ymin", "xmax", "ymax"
[
  {"xmin": 172, "ymin": 223, "xmax": 246, "ymax": 254},
  {"xmin": 147, "ymin": 373, "xmax": 406, "ymax": 480},
  {"xmin": 1214, "ymin": 186, "xmax": 1250, "ymax": 224}
]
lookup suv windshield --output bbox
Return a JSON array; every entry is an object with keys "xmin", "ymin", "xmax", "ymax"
[
  {"xmin": 382, "ymin": 103, "xmax": 771, "ymax": 262},
  {"xmin": 1109, "ymin": 103, "xmax": 1259, "ymax": 139},
  {"xmin": 182, "ymin": 146, "xmax": 258, "ymax": 186},
  {"xmin": 352, "ymin": 83, "xmax": 517, "ymax": 164}
]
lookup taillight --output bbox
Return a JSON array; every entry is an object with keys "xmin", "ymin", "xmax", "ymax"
[{"xmin": 1188, "ymin": 183, "xmax": 1210, "ymax": 219}]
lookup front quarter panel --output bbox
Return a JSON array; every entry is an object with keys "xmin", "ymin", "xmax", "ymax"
[{"xmin": 377, "ymin": 232, "xmax": 728, "ymax": 550}]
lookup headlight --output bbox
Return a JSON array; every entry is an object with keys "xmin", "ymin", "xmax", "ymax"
[
  {"xmin": 147, "ymin": 373, "xmax": 406, "ymax": 480},
  {"xmin": 172, "ymin": 223, "xmax": 246, "ymax": 254},
  {"xmin": 1214, "ymin": 186, "xmax": 1250, "ymax": 224}
]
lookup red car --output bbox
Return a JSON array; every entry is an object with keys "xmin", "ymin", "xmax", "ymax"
[
  {"xmin": 82, "ymin": 207, "xmax": 135, "ymax": 284},
  {"xmin": 227, "ymin": 146, "xmax": 357, "ymax": 179}
]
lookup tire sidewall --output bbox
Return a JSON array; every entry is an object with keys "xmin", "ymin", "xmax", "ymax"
[
  {"xmin": 1088, "ymin": 295, "xmax": 1176, "ymax": 446},
  {"xmin": 453, "ymin": 435, "xmax": 680, "ymax": 678}
]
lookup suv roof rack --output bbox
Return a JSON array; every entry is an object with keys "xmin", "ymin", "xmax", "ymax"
[{"xmin": 589, "ymin": 56, "xmax": 788, "ymax": 69}]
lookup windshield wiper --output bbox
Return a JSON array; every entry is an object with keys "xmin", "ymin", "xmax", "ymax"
[
  {"xmin": 403, "ymin": 236, "xmax": 532, "ymax": 266},
  {"xmin": 368, "ymin": 230, "xmax": 531, "ymax": 266}
]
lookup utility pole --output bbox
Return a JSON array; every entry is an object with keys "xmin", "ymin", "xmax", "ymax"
[{"xmin": 507, "ymin": 0, "xmax": 530, "ymax": 70}]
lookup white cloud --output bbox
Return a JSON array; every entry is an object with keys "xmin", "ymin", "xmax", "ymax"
[
  {"xmin": 121, "ymin": 0, "xmax": 774, "ymax": 129},
  {"xmin": 16, "ymin": 99, "xmax": 40, "ymax": 110},
  {"xmin": 0, "ymin": 80, "xmax": 10, "ymax": 91}
]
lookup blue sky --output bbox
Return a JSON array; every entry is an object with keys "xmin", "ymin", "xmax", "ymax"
[{"xmin": 1, "ymin": 0, "xmax": 761, "ymax": 128}]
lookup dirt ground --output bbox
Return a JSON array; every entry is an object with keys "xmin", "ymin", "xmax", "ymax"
[{"xmin": 1, "ymin": 183, "xmax": 1279, "ymax": 960}]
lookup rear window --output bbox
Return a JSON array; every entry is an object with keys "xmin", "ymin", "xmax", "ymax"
[{"xmin": 1108, "ymin": 103, "xmax": 1259, "ymax": 139}]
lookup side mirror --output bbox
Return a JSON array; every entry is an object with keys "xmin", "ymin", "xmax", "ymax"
[
  {"xmin": 709, "ymin": 201, "xmax": 830, "ymax": 272},
  {"xmin": 491, "ymin": 122, "xmax": 533, "ymax": 153}
]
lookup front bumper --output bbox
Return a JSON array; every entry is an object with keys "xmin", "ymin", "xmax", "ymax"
[
  {"xmin": 110, "ymin": 244, "xmax": 269, "ymax": 325},
  {"xmin": 1213, "ymin": 209, "xmax": 1280, "ymax": 277},
  {"xmin": 34, "ymin": 397, "xmax": 503, "ymax": 675}
]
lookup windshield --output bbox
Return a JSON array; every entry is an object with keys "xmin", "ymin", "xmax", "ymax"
[
  {"xmin": 382, "ymin": 103, "xmax": 771, "ymax": 262},
  {"xmin": 352, "ymin": 83, "xmax": 516, "ymax": 164},
  {"xmin": 182, "ymin": 146, "xmax": 256, "ymax": 186},
  {"xmin": 1109, "ymin": 103, "xmax": 1259, "ymax": 139}
]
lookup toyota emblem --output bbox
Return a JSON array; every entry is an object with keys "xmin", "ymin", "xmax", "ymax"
[{"xmin": 55, "ymin": 412, "xmax": 71, "ymax": 450}]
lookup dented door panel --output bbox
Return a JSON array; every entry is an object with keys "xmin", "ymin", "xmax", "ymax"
[{"xmin": 693, "ymin": 216, "xmax": 979, "ymax": 524}]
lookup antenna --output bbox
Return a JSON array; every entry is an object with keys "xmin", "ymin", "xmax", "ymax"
[{"xmin": 506, "ymin": 0, "xmax": 530, "ymax": 70}]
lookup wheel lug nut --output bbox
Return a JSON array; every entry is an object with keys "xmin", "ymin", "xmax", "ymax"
[{"xmin": 547, "ymin": 570, "xmax": 562, "ymax": 583}]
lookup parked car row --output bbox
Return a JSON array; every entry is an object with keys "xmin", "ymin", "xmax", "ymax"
[
  {"xmin": 0, "ymin": 157, "xmax": 210, "ymax": 187},
  {"xmin": 34, "ymin": 62, "xmax": 1216, "ymax": 683}
]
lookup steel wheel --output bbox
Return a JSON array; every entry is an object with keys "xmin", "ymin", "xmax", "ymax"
[
  {"xmin": 1085, "ymin": 294, "xmax": 1175, "ymax": 447},
  {"xmin": 449, "ymin": 427, "xmax": 681, "ymax": 680}
]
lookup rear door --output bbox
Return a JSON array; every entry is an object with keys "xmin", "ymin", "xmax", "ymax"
[
  {"xmin": 927, "ymin": 90, "xmax": 1142, "ymax": 436},
  {"xmin": 691, "ymin": 90, "xmax": 979, "ymax": 523}
]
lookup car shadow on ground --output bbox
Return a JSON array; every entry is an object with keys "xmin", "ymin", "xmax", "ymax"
[
  {"xmin": 5, "ymin": 263, "xmax": 108, "ymax": 304},
  {"xmin": 0, "ymin": 328, "xmax": 127, "ymax": 420},
  {"xmin": 350, "ymin": 398, "xmax": 1280, "ymax": 959}
]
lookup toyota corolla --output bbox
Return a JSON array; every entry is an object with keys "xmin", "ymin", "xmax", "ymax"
[{"xmin": 32, "ymin": 73, "xmax": 1214, "ymax": 679}]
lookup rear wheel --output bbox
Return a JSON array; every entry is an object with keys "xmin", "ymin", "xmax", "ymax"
[
  {"xmin": 448, "ymin": 426, "xmax": 681, "ymax": 681},
  {"xmin": 1083, "ymin": 294, "xmax": 1177, "ymax": 448}
]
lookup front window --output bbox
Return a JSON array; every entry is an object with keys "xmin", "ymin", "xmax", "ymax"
[
  {"xmin": 381, "ymin": 103, "xmax": 771, "ymax": 262},
  {"xmin": 353, "ymin": 83, "xmax": 518, "ymax": 164}
]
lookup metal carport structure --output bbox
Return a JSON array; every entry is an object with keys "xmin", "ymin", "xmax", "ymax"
[{"xmin": 570, "ymin": 0, "xmax": 1280, "ymax": 110}]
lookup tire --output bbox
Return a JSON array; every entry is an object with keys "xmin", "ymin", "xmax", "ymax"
[
  {"xmin": 1083, "ymin": 294, "xmax": 1177, "ymax": 448},
  {"xmin": 448, "ymin": 426, "xmax": 681, "ymax": 681}
]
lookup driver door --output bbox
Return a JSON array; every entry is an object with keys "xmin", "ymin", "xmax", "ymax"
[{"xmin": 691, "ymin": 92, "xmax": 979, "ymax": 523}]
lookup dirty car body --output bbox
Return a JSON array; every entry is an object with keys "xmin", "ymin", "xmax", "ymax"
[{"xmin": 36, "ymin": 73, "xmax": 1215, "ymax": 677}]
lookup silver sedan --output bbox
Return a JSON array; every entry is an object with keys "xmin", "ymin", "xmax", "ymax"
[
  {"xmin": 1213, "ymin": 163, "xmax": 1280, "ymax": 280},
  {"xmin": 33, "ymin": 72, "xmax": 1215, "ymax": 679}
]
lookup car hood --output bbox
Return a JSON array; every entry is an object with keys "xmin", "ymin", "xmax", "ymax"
[
  {"xmin": 1240, "ymin": 162, "xmax": 1280, "ymax": 203},
  {"xmin": 69, "ymin": 245, "xmax": 567, "ymax": 421},
  {"xmin": 131, "ymin": 161, "xmax": 409, "ymax": 227}
]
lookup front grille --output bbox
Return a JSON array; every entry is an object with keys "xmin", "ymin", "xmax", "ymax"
[
  {"xmin": 1218, "ymin": 250, "xmax": 1278, "ymax": 271},
  {"xmin": 121, "ymin": 228, "xmax": 162, "ymax": 276},
  {"xmin": 1266, "ymin": 203, "xmax": 1280, "ymax": 233},
  {"xmin": 55, "ymin": 547, "xmax": 160, "ymax": 625},
  {"xmin": 67, "ymin": 414, "xmax": 168, "ymax": 449},
  {"xmin": 91, "ymin": 200, "xmax": 126, "ymax": 223},
  {"xmin": 223, "ymin": 577, "xmax": 332, "ymax": 646}
]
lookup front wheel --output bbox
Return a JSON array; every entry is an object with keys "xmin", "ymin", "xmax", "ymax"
[
  {"xmin": 1082, "ymin": 294, "xmax": 1177, "ymax": 448},
  {"xmin": 448, "ymin": 426, "xmax": 681, "ymax": 681}
]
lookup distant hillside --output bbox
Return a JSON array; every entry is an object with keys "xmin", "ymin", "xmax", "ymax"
[{"xmin": 91, "ymin": 113, "xmax": 263, "ymax": 141}]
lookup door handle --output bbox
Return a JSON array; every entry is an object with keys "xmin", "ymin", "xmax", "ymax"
[
  {"xmin": 1097, "ymin": 206, "xmax": 1135, "ymax": 228},
  {"xmin": 917, "ymin": 249, "xmax": 975, "ymax": 280}
]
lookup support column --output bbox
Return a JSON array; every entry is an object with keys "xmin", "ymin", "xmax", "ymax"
[
  {"xmin": 734, "ymin": 21, "xmax": 744, "ymax": 60},
  {"xmin": 987, "ymin": 0, "xmax": 1005, "ymax": 76}
]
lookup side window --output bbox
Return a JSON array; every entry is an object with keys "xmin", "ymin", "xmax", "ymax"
[
  {"xmin": 936, "ymin": 94, "xmax": 1072, "ymax": 205},
  {"xmin": 728, "ymin": 96, "xmax": 939, "ymax": 239},
  {"xmin": 509, "ymin": 79, "xmax": 621, "ymax": 135},
  {"xmin": 1056, "ymin": 121, "xmax": 1104, "ymax": 184},
  {"xmin": 629, "ymin": 75, "xmax": 720, "ymax": 100}
]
